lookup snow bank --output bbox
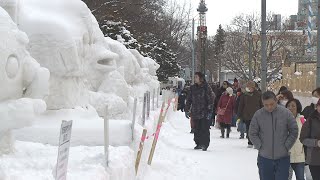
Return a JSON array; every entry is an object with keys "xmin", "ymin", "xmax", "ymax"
[
  {"xmin": 13, "ymin": 105, "xmax": 133, "ymax": 146},
  {"xmin": 0, "ymin": 141, "xmax": 134, "ymax": 180}
]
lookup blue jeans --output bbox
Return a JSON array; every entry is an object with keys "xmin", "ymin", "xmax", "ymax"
[
  {"xmin": 291, "ymin": 163, "xmax": 305, "ymax": 180},
  {"xmin": 258, "ymin": 155, "xmax": 290, "ymax": 180},
  {"xmin": 237, "ymin": 120, "xmax": 246, "ymax": 135}
]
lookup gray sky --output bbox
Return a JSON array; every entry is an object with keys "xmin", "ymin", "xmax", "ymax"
[{"xmin": 186, "ymin": 0, "xmax": 298, "ymax": 35}]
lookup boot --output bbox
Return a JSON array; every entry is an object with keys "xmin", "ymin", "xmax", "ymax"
[
  {"xmin": 194, "ymin": 145, "xmax": 201, "ymax": 150},
  {"xmin": 201, "ymin": 145, "xmax": 208, "ymax": 151},
  {"xmin": 226, "ymin": 128, "xmax": 231, "ymax": 138},
  {"xmin": 220, "ymin": 128, "xmax": 225, "ymax": 138},
  {"xmin": 240, "ymin": 133, "xmax": 244, "ymax": 139},
  {"xmin": 190, "ymin": 128, "xmax": 195, "ymax": 134}
]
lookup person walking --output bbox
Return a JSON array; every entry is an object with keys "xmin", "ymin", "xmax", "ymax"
[
  {"xmin": 301, "ymin": 88, "xmax": 320, "ymax": 119},
  {"xmin": 185, "ymin": 72, "xmax": 214, "ymax": 151},
  {"xmin": 300, "ymin": 99, "xmax": 320, "ymax": 180},
  {"xmin": 277, "ymin": 90, "xmax": 294, "ymax": 106},
  {"xmin": 237, "ymin": 81, "xmax": 263, "ymax": 147},
  {"xmin": 216, "ymin": 87, "xmax": 235, "ymax": 138},
  {"xmin": 286, "ymin": 99, "xmax": 305, "ymax": 180},
  {"xmin": 249, "ymin": 91, "xmax": 298, "ymax": 180},
  {"xmin": 235, "ymin": 88, "xmax": 246, "ymax": 139},
  {"xmin": 177, "ymin": 89, "xmax": 187, "ymax": 112}
]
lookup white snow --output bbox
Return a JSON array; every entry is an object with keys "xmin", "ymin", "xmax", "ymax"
[
  {"xmin": 1, "ymin": 94, "xmax": 310, "ymax": 179},
  {"xmin": 0, "ymin": 0, "xmax": 310, "ymax": 179},
  {"xmin": 294, "ymin": 71, "xmax": 302, "ymax": 76},
  {"xmin": 9, "ymin": 0, "xmax": 159, "ymax": 116},
  {"xmin": 13, "ymin": 105, "xmax": 133, "ymax": 147}
]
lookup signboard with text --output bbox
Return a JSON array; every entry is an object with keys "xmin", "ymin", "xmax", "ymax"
[{"xmin": 55, "ymin": 120, "xmax": 73, "ymax": 180}]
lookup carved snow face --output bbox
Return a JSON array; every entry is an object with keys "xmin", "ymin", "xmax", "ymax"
[
  {"xmin": 0, "ymin": 8, "xmax": 29, "ymax": 100},
  {"xmin": 18, "ymin": 0, "xmax": 116, "ymax": 77}
]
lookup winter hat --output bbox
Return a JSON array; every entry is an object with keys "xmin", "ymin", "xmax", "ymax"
[
  {"xmin": 246, "ymin": 81, "xmax": 255, "ymax": 89},
  {"xmin": 234, "ymin": 78, "xmax": 238, "ymax": 83},
  {"xmin": 226, "ymin": 87, "xmax": 233, "ymax": 96}
]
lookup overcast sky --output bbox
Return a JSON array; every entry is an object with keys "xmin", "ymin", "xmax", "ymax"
[{"xmin": 185, "ymin": 0, "xmax": 298, "ymax": 35}]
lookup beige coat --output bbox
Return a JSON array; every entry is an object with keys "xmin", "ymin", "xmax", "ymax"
[{"xmin": 290, "ymin": 115, "xmax": 305, "ymax": 163}]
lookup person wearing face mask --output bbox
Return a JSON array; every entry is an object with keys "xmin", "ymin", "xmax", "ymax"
[
  {"xmin": 216, "ymin": 87, "xmax": 235, "ymax": 138},
  {"xmin": 277, "ymin": 90, "xmax": 294, "ymax": 106},
  {"xmin": 302, "ymin": 88, "xmax": 320, "ymax": 120},
  {"xmin": 237, "ymin": 81, "xmax": 263, "ymax": 148}
]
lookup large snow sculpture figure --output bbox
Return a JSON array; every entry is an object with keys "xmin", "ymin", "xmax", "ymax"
[
  {"xmin": 1, "ymin": 0, "xmax": 160, "ymax": 118},
  {"xmin": 15, "ymin": 0, "xmax": 118, "ymax": 110},
  {"xmin": 0, "ymin": 7, "xmax": 49, "ymax": 154}
]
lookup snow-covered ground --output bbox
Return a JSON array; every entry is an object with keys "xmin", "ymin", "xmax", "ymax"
[
  {"xmin": 1, "ymin": 95, "xmax": 310, "ymax": 179},
  {"xmin": 137, "ymin": 106, "xmax": 260, "ymax": 180}
]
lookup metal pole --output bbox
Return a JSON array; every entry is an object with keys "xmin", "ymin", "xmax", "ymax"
[
  {"xmin": 192, "ymin": 18, "xmax": 195, "ymax": 84},
  {"xmin": 218, "ymin": 56, "xmax": 222, "ymax": 86},
  {"xmin": 249, "ymin": 20, "xmax": 253, "ymax": 81},
  {"xmin": 147, "ymin": 91, "xmax": 150, "ymax": 118},
  {"xmin": 317, "ymin": 0, "xmax": 320, "ymax": 87},
  {"xmin": 104, "ymin": 105, "xmax": 109, "ymax": 167},
  {"xmin": 152, "ymin": 89, "xmax": 155, "ymax": 111},
  {"xmin": 132, "ymin": 97, "xmax": 137, "ymax": 141},
  {"xmin": 157, "ymin": 86, "xmax": 159, "ymax": 108},
  {"xmin": 261, "ymin": 0, "xmax": 267, "ymax": 92},
  {"xmin": 142, "ymin": 93, "xmax": 146, "ymax": 126}
]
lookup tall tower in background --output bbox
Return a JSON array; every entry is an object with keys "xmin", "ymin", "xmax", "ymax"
[
  {"xmin": 197, "ymin": 0, "xmax": 208, "ymax": 74},
  {"xmin": 297, "ymin": 0, "xmax": 317, "ymax": 30}
]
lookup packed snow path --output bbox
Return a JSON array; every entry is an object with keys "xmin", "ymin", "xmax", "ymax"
[{"xmin": 139, "ymin": 109, "xmax": 262, "ymax": 180}]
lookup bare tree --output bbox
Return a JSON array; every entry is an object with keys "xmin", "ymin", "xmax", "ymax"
[{"xmin": 220, "ymin": 14, "xmax": 301, "ymax": 83}]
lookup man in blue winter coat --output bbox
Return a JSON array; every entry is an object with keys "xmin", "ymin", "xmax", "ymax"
[{"xmin": 249, "ymin": 91, "xmax": 298, "ymax": 180}]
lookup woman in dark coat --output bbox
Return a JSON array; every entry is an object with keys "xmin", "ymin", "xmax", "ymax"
[
  {"xmin": 300, "ymin": 99, "xmax": 320, "ymax": 180},
  {"xmin": 216, "ymin": 87, "xmax": 235, "ymax": 138}
]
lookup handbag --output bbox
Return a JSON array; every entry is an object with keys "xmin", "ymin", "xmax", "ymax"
[{"xmin": 217, "ymin": 97, "xmax": 231, "ymax": 115}]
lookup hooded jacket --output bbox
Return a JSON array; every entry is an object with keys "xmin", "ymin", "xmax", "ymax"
[{"xmin": 249, "ymin": 105, "xmax": 298, "ymax": 160}]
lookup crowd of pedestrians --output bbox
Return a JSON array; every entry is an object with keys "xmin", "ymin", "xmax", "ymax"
[{"xmin": 178, "ymin": 72, "xmax": 320, "ymax": 180}]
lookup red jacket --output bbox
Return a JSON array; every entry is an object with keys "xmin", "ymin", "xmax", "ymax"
[{"xmin": 216, "ymin": 93, "xmax": 235, "ymax": 124}]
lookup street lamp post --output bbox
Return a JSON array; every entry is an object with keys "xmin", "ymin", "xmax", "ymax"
[
  {"xmin": 192, "ymin": 18, "xmax": 195, "ymax": 84},
  {"xmin": 261, "ymin": 0, "xmax": 267, "ymax": 92},
  {"xmin": 317, "ymin": 0, "xmax": 320, "ymax": 87},
  {"xmin": 249, "ymin": 21, "xmax": 253, "ymax": 81}
]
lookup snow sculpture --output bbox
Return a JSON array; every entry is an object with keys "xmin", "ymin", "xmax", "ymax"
[
  {"xmin": 0, "ymin": 7, "xmax": 49, "ymax": 154},
  {"xmin": 12, "ymin": 0, "xmax": 117, "ymax": 110},
  {"xmin": 1, "ymin": 0, "xmax": 159, "ymax": 118}
]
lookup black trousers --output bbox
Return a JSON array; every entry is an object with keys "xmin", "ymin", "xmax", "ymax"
[
  {"xmin": 309, "ymin": 165, "xmax": 320, "ymax": 180},
  {"xmin": 245, "ymin": 120, "xmax": 253, "ymax": 145},
  {"xmin": 194, "ymin": 118, "xmax": 210, "ymax": 148}
]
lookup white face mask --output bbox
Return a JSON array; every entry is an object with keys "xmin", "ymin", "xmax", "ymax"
[
  {"xmin": 245, "ymin": 87, "xmax": 251, "ymax": 92},
  {"xmin": 281, "ymin": 100, "xmax": 288, "ymax": 106},
  {"xmin": 312, "ymin": 97, "xmax": 319, "ymax": 105}
]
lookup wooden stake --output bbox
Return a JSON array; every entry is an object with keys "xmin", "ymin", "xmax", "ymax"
[
  {"xmin": 135, "ymin": 129, "xmax": 147, "ymax": 175},
  {"xmin": 147, "ymin": 101, "xmax": 169, "ymax": 165}
]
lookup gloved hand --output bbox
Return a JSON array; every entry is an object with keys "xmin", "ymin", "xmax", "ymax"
[
  {"xmin": 185, "ymin": 112, "xmax": 190, "ymax": 119},
  {"xmin": 236, "ymin": 119, "xmax": 241, "ymax": 124}
]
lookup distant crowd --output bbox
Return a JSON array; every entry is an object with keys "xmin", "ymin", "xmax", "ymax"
[{"xmin": 175, "ymin": 72, "xmax": 319, "ymax": 180}]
